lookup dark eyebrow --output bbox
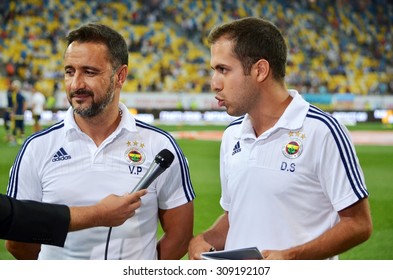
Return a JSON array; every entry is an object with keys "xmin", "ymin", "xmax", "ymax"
[
  {"xmin": 211, "ymin": 64, "xmax": 221, "ymax": 69},
  {"xmin": 212, "ymin": 63, "xmax": 228, "ymax": 70},
  {"xmin": 64, "ymin": 65, "xmax": 101, "ymax": 72}
]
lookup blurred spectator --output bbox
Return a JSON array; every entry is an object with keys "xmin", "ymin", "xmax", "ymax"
[
  {"xmin": 3, "ymin": 82, "xmax": 13, "ymax": 142},
  {"xmin": 30, "ymin": 84, "xmax": 46, "ymax": 133},
  {"xmin": 8, "ymin": 80, "xmax": 26, "ymax": 145}
]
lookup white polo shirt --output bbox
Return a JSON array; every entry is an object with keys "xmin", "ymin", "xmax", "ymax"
[
  {"xmin": 220, "ymin": 90, "xmax": 368, "ymax": 259},
  {"xmin": 7, "ymin": 103, "xmax": 195, "ymax": 259}
]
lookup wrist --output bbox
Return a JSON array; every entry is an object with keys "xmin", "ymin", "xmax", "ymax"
[
  {"xmin": 283, "ymin": 246, "xmax": 301, "ymax": 260},
  {"xmin": 192, "ymin": 234, "xmax": 206, "ymax": 244},
  {"xmin": 91, "ymin": 204, "xmax": 104, "ymax": 227}
]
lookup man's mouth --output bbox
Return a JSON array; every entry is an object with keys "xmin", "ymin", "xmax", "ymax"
[{"xmin": 215, "ymin": 96, "xmax": 225, "ymax": 107}]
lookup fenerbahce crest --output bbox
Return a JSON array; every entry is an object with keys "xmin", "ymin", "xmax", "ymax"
[
  {"xmin": 125, "ymin": 140, "xmax": 146, "ymax": 165},
  {"xmin": 282, "ymin": 131, "xmax": 305, "ymax": 159}
]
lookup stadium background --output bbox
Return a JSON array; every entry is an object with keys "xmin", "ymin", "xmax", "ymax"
[{"xmin": 0, "ymin": 0, "xmax": 392, "ymax": 260}]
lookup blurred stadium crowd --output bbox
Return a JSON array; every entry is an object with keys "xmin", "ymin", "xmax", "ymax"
[{"xmin": 0, "ymin": 0, "xmax": 392, "ymax": 98}]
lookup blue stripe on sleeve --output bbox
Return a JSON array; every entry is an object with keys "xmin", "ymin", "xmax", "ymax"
[
  {"xmin": 135, "ymin": 120, "xmax": 195, "ymax": 202},
  {"xmin": 7, "ymin": 121, "xmax": 65, "ymax": 198},
  {"xmin": 307, "ymin": 106, "xmax": 368, "ymax": 199}
]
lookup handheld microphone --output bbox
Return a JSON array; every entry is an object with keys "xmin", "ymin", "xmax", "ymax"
[
  {"xmin": 105, "ymin": 149, "xmax": 174, "ymax": 260},
  {"xmin": 130, "ymin": 149, "xmax": 175, "ymax": 193}
]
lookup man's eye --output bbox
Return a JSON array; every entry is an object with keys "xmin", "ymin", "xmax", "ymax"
[
  {"xmin": 218, "ymin": 67, "xmax": 227, "ymax": 74},
  {"xmin": 65, "ymin": 70, "xmax": 74, "ymax": 75}
]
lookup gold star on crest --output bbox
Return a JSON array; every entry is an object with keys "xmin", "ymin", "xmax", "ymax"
[
  {"xmin": 289, "ymin": 131, "xmax": 306, "ymax": 140},
  {"xmin": 127, "ymin": 140, "xmax": 145, "ymax": 148}
]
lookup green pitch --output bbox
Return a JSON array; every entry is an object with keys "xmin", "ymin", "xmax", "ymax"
[{"xmin": 0, "ymin": 123, "xmax": 392, "ymax": 260}]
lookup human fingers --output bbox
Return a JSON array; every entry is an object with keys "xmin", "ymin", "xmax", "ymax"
[
  {"xmin": 125, "ymin": 189, "xmax": 147, "ymax": 203},
  {"xmin": 188, "ymin": 236, "xmax": 212, "ymax": 260}
]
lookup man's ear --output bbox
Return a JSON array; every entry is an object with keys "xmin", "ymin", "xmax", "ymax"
[
  {"xmin": 255, "ymin": 59, "xmax": 269, "ymax": 82},
  {"xmin": 116, "ymin": 65, "xmax": 128, "ymax": 86}
]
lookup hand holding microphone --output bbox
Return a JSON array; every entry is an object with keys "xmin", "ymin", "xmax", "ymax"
[
  {"xmin": 90, "ymin": 190, "xmax": 147, "ymax": 228},
  {"xmin": 130, "ymin": 149, "xmax": 175, "ymax": 193}
]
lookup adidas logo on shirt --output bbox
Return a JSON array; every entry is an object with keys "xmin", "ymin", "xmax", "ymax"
[
  {"xmin": 52, "ymin": 147, "xmax": 71, "ymax": 162},
  {"xmin": 232, "ymin": 141, "xmax": 241, "ymax": 155}
]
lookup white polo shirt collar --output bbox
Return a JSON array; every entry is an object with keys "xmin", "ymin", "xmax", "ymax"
[{"xmin": 235, "ymin": 89, "xmax": 309, "ymax": 140}]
